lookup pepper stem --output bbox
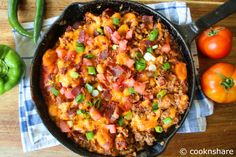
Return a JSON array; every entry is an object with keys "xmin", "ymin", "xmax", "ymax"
[{"xmin": 0, "ymin": 60, "xmax": 9, "ymax": 77}]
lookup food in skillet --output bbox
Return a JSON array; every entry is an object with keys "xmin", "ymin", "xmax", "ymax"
[{"xmin": 41, "ymin": 9, "xmax": 189, "ymax": 156}]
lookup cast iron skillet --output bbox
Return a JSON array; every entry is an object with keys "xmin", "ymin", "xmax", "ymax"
[{"xmin": 30, "ymin": 0, "xmax": 236, "ymax": 156}]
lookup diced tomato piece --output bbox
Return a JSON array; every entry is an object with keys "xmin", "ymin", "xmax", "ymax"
[
  {"xmin": 134, "ymin": 82, "xmax": 146, "ymax": 94},
  {"xmin": 161, "ymin": 43, "xmax": 171, "ymax": 53},
  {"xmin": 90, "ymin": 107, "xmax": 102, "ymax": 121},
  {"xmin": 105, "ymin": 125, "xmax": 116, "ymax": 134},
  {"xmin": 59, "ymin": 120, "xmax": 70, "ymax": 132}
]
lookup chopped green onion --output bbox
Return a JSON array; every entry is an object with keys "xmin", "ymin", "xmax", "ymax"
[
  {"xmin": 84, "ymin": 54, "xmax": 94, "ymax": 59},
  {"xmin": 112, "ymin": 17, "xmax": 120, "ymax": 25},
  {"xmin": 86, "ymin": 131, "xmax": 94, "ymax": 140},
  {"xmin": 154, "ymin": 71, "xmax": 158, "ymax": 77},
  {"xmin": 155, "ymin": 126, "xmax": 163, "ymax": 133},
  {"xmin": 92, "ymin": 90, "xmax": 99, "ymax": 97},
  {"xmin": 70, "ymin": 71, "xmax": 79, "ymax": 79},
  {"xmin": 162, "ymin": 62, "xmax": 171, "ymax": 71},
  {"xmin": 76, "ymin": 42, "xmax": 85, "ymax": 53},
  {"xmin": 50, "ymin": 87, "xmax": 59, "ymax": 96},
  {"xmin": 135, "ymin": 58, "xmax": 146, "ymax": 71},
  {"xmin": 77, "ymin": 109, "xmax": 85, "ymax": 115},
  {"xmin": 157, "ymin": 89, "xmax": 167, "ymax": 99},
  {"xmin": 124, "ymin": 111, "xmax": 132, "ymax": 120},
  {"xmin": 86, "ymin": 101, "xmax": 93, "ymax": 106},
  {"xmin": 163, "ymin": 117, "xmax": 173, "ymax": 125},
  {"xmin": 128, "ymin": 87, "xmax": 136, "ymax": 94},
  {"xmin": 84, "ymin": 112, "xmax": 90, "ymax": 119},
  {"xmin": 87, "ymin": 66, "xmax": 96, "ymax": 75},
  {"xmin": 85, "ymin": 83, "xmax": 94, "ymax": 93},
  {"xmin": 152, "ymin": 102, "xmax": 159, "ymax": 111},
  {"xmin": 118, "ymin": 116, "xmax": 124, "ymax": 127},
  {"xmin": 97, "ymin": 27, "xmax": 104, "ymax": 35},
  {"xmin": 135, "ymin": 51, "xmax": 143, "ymax": 59},
  {"xmin": 93, "ymin": 98, "xmax": 101, "ymax": 109},
  {"xmin": 112, "ymin": 44, "xmax": 119, "ymax": 50},
  {"xmin": 147, "ymin": 47, "xmax": 153, "ymax": 53},
  {"xmin": 149, "ymin": 29, "xmax": 158, "ymax": 41},
  {"xmin": 152, "ymin": 45, "xmax": 158, "ymax": 49},
  {"xmin": 75, "ymin": 93, "xmax": 85, "ymax": 103}
]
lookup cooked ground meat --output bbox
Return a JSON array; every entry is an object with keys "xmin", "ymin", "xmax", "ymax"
[{"xmin": 41, "ymin": 9, "xmax": 189, "ymax": 156}]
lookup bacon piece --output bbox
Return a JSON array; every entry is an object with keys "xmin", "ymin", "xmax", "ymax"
[
  {"xmin": 78, "ymin": 30, "xmax": 85, "ymax": 43},
  {"xmin": 82, "ymin": 58, "xmax": 93, "ymax": 66},
  {"xmin": 86, "ymin": 37, "xmax": 94, "ymax": 47},
  {"xmin": 65, "ymin": 89, "xmax": 75, "ymax": 99},
  {"xmin": 78, "ymin": 30, "xmax": 90, "ymax": 46},
  {"xmin": 97, "ymin": 73, "xmax": 106, "ymax": 82},
  {"xmin": 56, "ymin": 48, "xmax": 67, "ymax": 59},
  {"xmin": 59, "ymin": 120, "xmax": 70, "ymax": 132},
  {"xmin": 90, "ymin": 107, "xmax": 102, "ymax": 121},
  {"xmin": 134, "ymin": 82, "xmax": 146, "ymax": 95},
  {"xmin": 101, "ymin": 90, "xmax": 112, "ymax": 101},
  {"xmin": 125, "ymin": 30, "xmax": 133, "ymax": 39},
  {"xmin": 161, "ymin": 43, "xmax": 171, "ymax": 53},
  {"xmin": 111, "ymin": 31, "xmax": 121, "ymax": 44},
  {"xmin": 112, "ymin": 82, "xmax": 120, "ymax": 91},
  {"xmin": 71, "ymin": 86, "xmax": 81, "ymax": 97},
  {"xmin": 118, "ymin": 40, "xmax": 128, "ymax": 51},
  {"xmin": 142, "ymin": 15, "xmax": 153, "ymax": 29},
  {"xmin": 65, "ymin": 51, "xmax": 76, "ymax": 61},
  {"xmin": 60, "ymin": 87, "xmax": 66, "ymax": 95},
  {"xmin": 110, "ymin": 65, "xmax": 124, "ymax": 77},
  {"xmin": 110, "ymin": 106, "xmax": 121, "ymax": 122},
  {"xmin": 125, "ymin": 58, "xmax": 135, "ymax": 68},
  {"xmin": 123, "ymin": 78, "xmax": 135, "ymax": 87},
  {"xmin": 99, "ymin": 48, "xmax": 109, "ymax": 60},
  {"xmin": 105, "ymin": 125, "xmax": 116, "ymax": 134},
  {"xmin": 101, "ymin": 102, "xmax": 115, "ymax": 119},
  {"xmin": 105, "ymin": 26, "xmax": 113, "ymax": 38}
]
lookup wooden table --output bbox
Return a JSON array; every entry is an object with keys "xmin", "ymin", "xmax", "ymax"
[{"xmin": 0, "ymin": 0, "xmax": 236, "ymax": 156}]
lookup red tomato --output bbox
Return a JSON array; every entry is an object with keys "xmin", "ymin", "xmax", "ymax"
[
  {"xmin": 201, "ymin": 63, "xmax": 236, "ymax": 103},
  {"xmin": 197, "ymin": 26, "xmax": 232, "ymax": 59}
]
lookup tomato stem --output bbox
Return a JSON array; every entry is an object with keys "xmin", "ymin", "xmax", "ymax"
[
  {"xmin": 208, "ymin": 28, "xmax": 218, "ymax": 36},
  {"xmin": 221, "ymin": 77, "xmax": 234, "ymax": 90},
  {"xmin": 216, "ymin": 72, "xmax": 234, "ymax": 90}
]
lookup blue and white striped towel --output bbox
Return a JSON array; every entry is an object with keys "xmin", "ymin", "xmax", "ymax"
[{"xmin": 14, "ymin": 2, "xmax": 214, "ymax": 152}]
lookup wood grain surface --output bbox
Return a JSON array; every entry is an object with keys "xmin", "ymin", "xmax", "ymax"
[{"xmin": 0, "ymin": 0, "xmax": 236, "ymax": 157}]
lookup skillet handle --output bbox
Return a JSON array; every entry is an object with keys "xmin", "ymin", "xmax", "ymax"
[{"xmin": 177, "ymin": 0, "xmax": 236, "ymax": 46}]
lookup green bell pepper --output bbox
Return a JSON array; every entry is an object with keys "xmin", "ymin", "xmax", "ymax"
[{"xmin": 0, "ymin": 45, "xmax": 25, "ymax": 95}]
